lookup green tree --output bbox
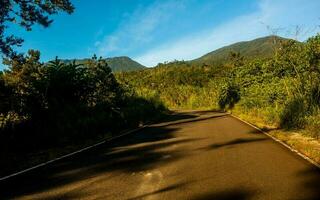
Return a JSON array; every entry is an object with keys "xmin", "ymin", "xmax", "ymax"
[
  {"xmin": 217, "ymin": 81, "xmax": 241, "ymax": 111},
  {"xmin": 3, "ymin": 50, "xmax": 46, "ymax": 117},
  {"xmin": 229, "ymin": 51, "xmax": 244, "ymax": 68},
  {"xmin": 0, "ymin": 72, "xmax": 14, "ymax": 115},
  {"xmin": 0, "ymin": 0, "xmax": 74, "ymax": 59}
]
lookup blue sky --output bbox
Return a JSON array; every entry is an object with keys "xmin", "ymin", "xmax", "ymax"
[{"xmin": 2, "ymin": 0, "xmax": 320, "ymax": 69}]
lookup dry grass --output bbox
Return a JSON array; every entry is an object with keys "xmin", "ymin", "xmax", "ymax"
[
  {"xmin": 269, "ymin": 130, "xmax": 320, "ymax": 164},
  {"xmin": 232, "ymin": 108, "xmax": 278, "ymax": 130},
  {"xmin": 233, "ymin": 111, "xmax": 320, "ymax": 165}
]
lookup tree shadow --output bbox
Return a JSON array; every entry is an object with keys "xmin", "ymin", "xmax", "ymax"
[
  {"xmin": 127, "ymin": 176, "xmax": 218, "ymax": 200},
  {"xmin": 154, "ymin": 114, "xmax": 228, "ymax": 128},
  {"xmin": 0, "ymin": 124, "xmax": 203, "ymax": 199},
  {"xmin": 172, "ymin": 109, "xmax": 225, "ymax": 114},
  {"xmin": 128, "ymin": 181, "xmax": 190, "ymax": 200},
  {"xmin": 32, "ymin": 193, "xmax": 81, "ymax": 200},
  {"xmin": 246, "ymin": 127, "xmax": 280, "ymax": 134},
  {"xmin": 295, "ymin": 167, "xmax": 320, "ymax": 200},
  {"xmin": 189, "ymin": 188, "xmax": 255, "ymax": 200},
  {"xmin": 198, "ymin": 137, "xmax": 267, "ymax": 151},
  {"xmin": 155, "ymin": 112, "xmax": 198, "ymax": 124}
]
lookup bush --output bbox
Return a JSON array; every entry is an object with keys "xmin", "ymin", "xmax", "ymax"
[
  {"xmin": 218, "ymin": 82, "xmax": 241, "ymax": 110},
  {"xmin": 280, "ymin": 97, "xmax": 307, "ymax": 129},
  {"xmin": 0, "ymin": 53, "xmax": 168, "ymax": 155}
]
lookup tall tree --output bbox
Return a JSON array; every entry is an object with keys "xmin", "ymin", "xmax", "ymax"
[{"xmin": 0, "ymin": 0, "xmax": 74, "ymax": 59}]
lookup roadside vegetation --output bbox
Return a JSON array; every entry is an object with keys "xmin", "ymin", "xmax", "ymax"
[
  {"xmin": 116, "ymin": 34, "xmax": 320, "ymax": 163},
  {"xmin": 0, "ymin": 0, "xmax": 166, "ymax": 176},
  {"xmin": 0, "ymin": 53, "xmax": 166, "ymax": 176}
]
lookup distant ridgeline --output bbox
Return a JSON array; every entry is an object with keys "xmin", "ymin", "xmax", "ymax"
[
  {"xmin": 53, "ymin": 36, "xmax": 291, "ymax": 72},
  {"xmin": 58, "ymin": 56, "xmax": 146, "ymax": 72},
  {"xmin": 191, "ymin": 35, "xmax": 291, "ymax": 66}
]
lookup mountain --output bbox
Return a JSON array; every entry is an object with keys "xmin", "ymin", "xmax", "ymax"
[
  {"xmin": 60, "ymin": 56, "xmax": 146, "ymax": 72},
  {"xmin": 192, "ymin": 35, "xmax": 290, "ymax": 65},
  {"xmin": 105, "ymin": 56, "xmax": 146, "ymax": 72}
]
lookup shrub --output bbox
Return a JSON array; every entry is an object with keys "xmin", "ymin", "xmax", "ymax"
[
  {"xmin": 280, "ymin": 97, "xmax": 307, "ymax": 129},
  {"xmin": 305, "ymin": 113, "xmax": 320, "ymax": 139},
  {"xmin": 218, "ymin": 82, "xmax": 241, "ymax": 110}
]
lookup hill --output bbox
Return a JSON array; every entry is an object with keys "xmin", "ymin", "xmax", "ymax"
[
  {"xmin": 105, "ymin": 56, "xmax": 146, "ymax": 72},
  {"xmin": 60, "ymin": 56, "xmax": 146, "ymax": 72},
  {"xmin": 192, "ymin": 35, "xmax": 290, "ymax": 65}
]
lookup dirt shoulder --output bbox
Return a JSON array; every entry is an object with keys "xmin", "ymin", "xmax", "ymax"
[{"xmin": 232, "ymin": 112, "xmax": 320, "ymax": 166}]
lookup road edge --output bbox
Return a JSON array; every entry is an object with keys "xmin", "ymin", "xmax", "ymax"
[
  {"xmin": 0, "ymin": 112, "xmax": 225, "ymax": 181},
  {"xmin": 0, "ymin": 125, "xmax": 148, "ymax": 181},
  {"xmin": 230, "ymin": 114, "xmax": 320, "ymax": 169},
  {"xmin": 4, "ymin": 111, "xmax": 317, "ymax": 182}
]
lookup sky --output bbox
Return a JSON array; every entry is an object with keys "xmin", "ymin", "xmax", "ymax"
[{"xmin": 1, "ymin": 0, "xmax": 320, "ymax": 69}]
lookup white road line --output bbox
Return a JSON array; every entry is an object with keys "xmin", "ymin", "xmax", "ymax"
[
  {"xmin": 134, "ymin": 170, "xmax": 163, "ymax": 200},
  {"xmin": 0, "ymin": 126, "xmax": 148, "ymax": 181},
  {"xmin": 231, "ymin": 114, "xmax": 320, "ymax": 169},
  {"xmin": 0, "ymin": 113, "xmax": 231, "ymax": 182}
]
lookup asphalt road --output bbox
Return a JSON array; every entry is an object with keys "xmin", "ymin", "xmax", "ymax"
[{"xmin": 1, "ymin": 111, "xmax": 320, "ymax": 200}]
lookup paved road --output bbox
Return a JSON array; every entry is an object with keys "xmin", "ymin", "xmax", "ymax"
[{"xmin": 1, "ymin": 111, "xmax": 320, "ymax": 200}]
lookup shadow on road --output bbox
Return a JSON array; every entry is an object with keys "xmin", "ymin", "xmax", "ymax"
[
  {"xmin": 295, "ymin": 167, "xmax": 320, "ymax": 200},
  {"xmin": 189, "ymin": 187, "xmax": 255, "ymax": 200},
  {"xmin": 155, "ymin": 112, "xmax": 198, "ymax": 123},
  {"xmin": 198, "ymin": 137, "xmax": 267, "ymax": 151},
  {"xmin": 128, "ymin": 181, "xmax": 191, "ymax": 200},
  {"xmin": 127, "ymin": 173, "xmax": 255, "ymax": 200},
  {"xmin": 1, "ymin": 111, "xmax": 320, "ymax": 200},
  {"xmin": 158, "ymin": 109, "xmax": 226, "ymax": 124},
  {"xmin": 0, "ymin": 113, "xmax": 208, "ymax": 199},
  {"xmin": 154, "ymin": 113, "xmax": 228, "ymax": 128}
]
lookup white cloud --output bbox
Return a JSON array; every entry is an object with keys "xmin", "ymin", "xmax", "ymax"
[
  {"xmin": 95, "ymin": 0, "xmax": 186, "ymax": 56},
  {"xmin": 135, "ymin": 0, "xmax": 320, "ymax": 67}
]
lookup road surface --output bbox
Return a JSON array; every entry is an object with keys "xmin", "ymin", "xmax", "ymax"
[{"xmin": 1, "ymin": 111, "xmax": 320, "ymax": 200}]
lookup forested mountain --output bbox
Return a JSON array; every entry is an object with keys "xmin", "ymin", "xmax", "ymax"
[
  {"xmin": 58, "ymin": 36, "xmax": 289, "ymax": 71},
  {"xmin": 61, "ymin": 56, "xmax": 146, "ymax": 72},
  {"xmin": 106, "ymin": 56, "xmax": 146, "ymax": 71},
  {"xmin": 191, "ymin": 35, "xmax": 290, "ymax": 65}
]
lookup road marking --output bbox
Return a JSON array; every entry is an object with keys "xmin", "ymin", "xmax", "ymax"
[
  {"xmin": 0, "ymin": 126, "xmax": 148, "ymax": 181},
  {"xmin": 134, "ymin": 170, "xmax": 163, "ymax": 200},
  {"xmin": 0, "ymin": 112, "xmax": 228, "ymax": 182},
  {"xmin": 231, "ymin": 114, "xmax": 320, "ymax": 169},
  {"xmin": 162, "ymin": 155, "xmax": 172, "ymax": 159}
]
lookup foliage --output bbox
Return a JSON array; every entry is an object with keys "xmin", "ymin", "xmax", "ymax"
[
  {"xmin": 115, "ymin": 62, "xmax": 225, "ymax": 109},
  {"xmin": 192, "ymin": 35, "xmax": 287, "ymax": 66},
  {"xmin": 280, "ymin": 97, "xmax": 307, "ymax": 129},
  {"xmin": 1, "ymin": 32, "xmax": 320, "ymax": 174},
  {"xmin": 0, "ymin": 0, "xmax": 166, "ymax": 174},
  {"xmin": 0, "ymin": 52, "xmax": 166, "ymax": 157},
  {"xmin": 218, "ymin": 81, "xmax": 240, "ymax": 110},
  {"xmin": 0, "ymin": 0, "xmax": 74, "ymax": 59},
  {"xmin": 61, "ymin": 56, "xmax": 146, "ymax": 72},
  {"xmin": 118, "ymin": 33, "xmax": 320, "ymax": 139}
]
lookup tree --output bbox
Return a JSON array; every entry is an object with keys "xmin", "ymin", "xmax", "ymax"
[
  {"xmin": 0, "ymin": 71, "xmax": 14, "ymax": 114},
  {"xmin": 218, "ymin": 81, "xmax": 241, "ymax": 111},
  {"xmin": 0, "ymin": 0, "xmax": 74, "ymax": 59},
  {"xmin": 3, "ymin": 50, "xmax": 47, "ymax": 116},
  {"xmin": 229, "ymin": 51, "xmax": 244, "ymax": 68}
]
